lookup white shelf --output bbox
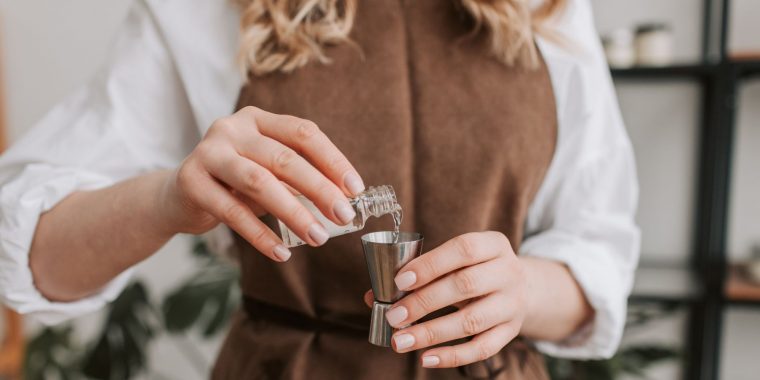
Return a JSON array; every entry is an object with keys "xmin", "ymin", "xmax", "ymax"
[{"xmin": 631, "ymin": 265, "xmax": 700, "ymax": 301}]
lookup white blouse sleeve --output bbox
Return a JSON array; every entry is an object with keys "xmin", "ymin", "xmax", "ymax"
[
  {"xmin": 0, "ymin": 0, "xmax": 199, "ymax": 325},
  {"xmin": 523, "ymin": 0, "xmax": 641, "ymax": 359}
]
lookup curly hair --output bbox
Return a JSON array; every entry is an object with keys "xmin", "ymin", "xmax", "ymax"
[{"xmin": 233, "ymin": 0, "xmax": 566, "ymax": 76}]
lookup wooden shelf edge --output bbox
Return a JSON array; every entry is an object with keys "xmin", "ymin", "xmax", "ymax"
[{"xmin": 724, "ymin": 264, "xmax": 760, "ymax": 304}]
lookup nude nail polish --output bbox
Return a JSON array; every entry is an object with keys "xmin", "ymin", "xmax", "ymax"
[
  {"xmin": 344, "ymin": 172, "xmax": 366, "ymax": 195},
  {"xmin": 422, "ymin": 356, "xmax": 440, "ymax": 367},
  {"xmin": 333, "ymin": 201, "xmax": 357, "ymax": 225},
  {"xmin": 393, "ymin": 333, "xmax": 415, "ymax": 350},
  {"xmin": 308, "ymin": 223, "xmax": 329, "ymax": 245},
  {"xmin": 273, "ymin": 244, "xmax": 292, "ymax": 261},
  {"xmin": 385, "ymin": 306, "xmax": 408, "ymax": 326},
  {"xmin": 394, "ymin": 271, "xmax": 417, "ymax": 290}
]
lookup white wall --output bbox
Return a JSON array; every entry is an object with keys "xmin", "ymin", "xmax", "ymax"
[{"xmin": 0, "ymin": 0, "xmax": 131, "ymax": 140}]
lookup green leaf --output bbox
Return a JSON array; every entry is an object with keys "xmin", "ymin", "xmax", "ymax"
[
  {"xmin": 162, "ymin": 239, "xmax": 240, "ymax": 337},
  {"xmin": 162, "ymin": 283, "xmax": 209, "ymax": 332},
  {"xmin": 81, "ymin": 281, "xmax": 158, "ymax": 380},
  {"xmin": 24, "ymin": 326, "xmax": 82, "ymax": 380},
  {"xmin": 617, "ymin": 345, "xmax": 680, "ymax": 378}
]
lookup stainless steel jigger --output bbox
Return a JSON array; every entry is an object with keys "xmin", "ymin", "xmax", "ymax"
[{"xmin": 361, "ymin": 231, "xmax": 424, "ymax": 347}]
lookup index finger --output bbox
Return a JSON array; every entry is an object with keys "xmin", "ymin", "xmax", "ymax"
[
  {"xmin": 393, "ymin": 232, "xmax": 508, "ymax": 291},
  {"xmin": 240, "ymin": 106, "xmax": 366, "ymax": 196}
]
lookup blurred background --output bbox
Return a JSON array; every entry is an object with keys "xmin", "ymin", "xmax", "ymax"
[{"xmin": 0, "ymin": 0, "xmax": 758, "ymax": 379}]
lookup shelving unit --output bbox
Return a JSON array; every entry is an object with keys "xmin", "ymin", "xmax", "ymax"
[
  {"xmin": 611, "ymin": 63, "xmax": 718, "ymax": 79},
  {"xmin": 630, "ymin": 265, "xmax": 701, "ymax": 304},
  {"xmin": 610, "ymin": 0, "xmax": 759, "ymax": 379},
  {"xmin": 724, "ymin": 264, "xmax": 760, "ymax": 306}
]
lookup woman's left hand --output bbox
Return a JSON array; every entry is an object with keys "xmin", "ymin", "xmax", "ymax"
[{"xmin": 364, "ymin": 231, "xmax": 527, "ymax": 368}]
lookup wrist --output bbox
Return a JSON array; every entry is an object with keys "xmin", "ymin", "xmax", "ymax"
[
  {"xmin": 516, "ymin": 256, "xmax": 594, "ymax": 341},
  {"xmin": 517, "ymin": 256, "xmax": 543, "ymax": 337},
  {"xmin": 151, "ymin": 169, "xmax": 187, "ymax": 237}
]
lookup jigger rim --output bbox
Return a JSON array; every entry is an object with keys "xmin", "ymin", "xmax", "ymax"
[{"xmin": 361, "ymin": 231, "xmax": 423, "ymax": 245}]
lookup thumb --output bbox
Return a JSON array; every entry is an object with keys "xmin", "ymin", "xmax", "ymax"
[{"xmin": 363, "ymin": 290, "xmax": 374, "ymax": 308}]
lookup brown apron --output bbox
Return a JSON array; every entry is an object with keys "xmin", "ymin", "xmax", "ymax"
[{"xmin": 212, "ymin": 0, "xmax": 557, "ymax": 378}]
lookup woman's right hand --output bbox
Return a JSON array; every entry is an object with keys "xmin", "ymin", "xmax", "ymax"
[{"xmin": 161, "ymin": 106, "xmax": 365, "ymax": 262}]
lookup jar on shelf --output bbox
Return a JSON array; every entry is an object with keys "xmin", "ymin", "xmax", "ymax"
[
  {"xmin": 603, "ymin": 28, "xmax": 636, "ymax": 69},
  {"xmin": 635, "ymin": 23, "xmax": 674, "ymax": 66}
]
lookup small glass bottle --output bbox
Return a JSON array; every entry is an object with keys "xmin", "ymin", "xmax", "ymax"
[{"xmin": 278, "ymin": 185, "xmax": 402, "ymax": 247}]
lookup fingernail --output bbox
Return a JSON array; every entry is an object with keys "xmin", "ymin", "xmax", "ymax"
[
  {"xmin": 394, "ymin": 271, "xmax": 417, "ymax": 290},
  {"xmin": 273, "ymin": 245, "xmax": 292, "ymax": 262},
  {"xmin": 308, "ymin": 223, "xmax": 329, "ymax": 246},
  {"xmin": 422, "ymin": 356, "xmax": 440, "ymax": 368},
  {"xmin": 385, "ymin": 306, "xmax": 408, "ymax": 327},
  {"xmin": 333, "ymin": 201, "xmax": 356, "ymax": 225},
  {"xmin": 393, "ymin": 333, "xmax": 415, "ymax": 351},
  {"xmin": 344, "ymin": 172, "xmax": 365, "ymax": 196}
]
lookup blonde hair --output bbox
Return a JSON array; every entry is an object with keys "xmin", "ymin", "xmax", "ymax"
[{"xmin": 234, "ymin": 0, "xmax": 566, "ymax": 76}]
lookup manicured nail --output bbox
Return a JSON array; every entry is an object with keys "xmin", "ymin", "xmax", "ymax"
[
  {"xmin": 422, "ymin": 356, "xmax": 440, "ymax": 368},
  {"xmin": 393, "ymin": 333, "xmax": 415, "ymax": 351},
  {"xmin": 308, "ymin": 223, "xmax": 329, "ymax": 246},
  {"xmin": 333, "ymin": 201, "xmax": 356, "ymax": 225},
  {"xmin": 344, "ymin": 172, "xmax": 365, "ymax": 196},
  {"xmin": 385, "ymin": 306, "xmax": 408, "ymax": 327},
  {"xmin": 273, "ymin": 245, "xmax": 292, "ymax": 262},
  {"xmin": 394, "ymin": 271, "xmax": 417, "ymax": 290}
]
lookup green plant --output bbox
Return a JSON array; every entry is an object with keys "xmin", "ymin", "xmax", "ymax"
[
  {"xmin": 23, "ymin": 240, "xmax": 239, "ymax": 380},
  {"xmin": 23, "ymin": 325, "xmax": 78, "ymax": 380}
]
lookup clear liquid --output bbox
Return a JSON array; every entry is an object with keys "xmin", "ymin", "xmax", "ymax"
[{"xmin": 391, "ymin": 209, "xmax": 403, "ymax": 243}]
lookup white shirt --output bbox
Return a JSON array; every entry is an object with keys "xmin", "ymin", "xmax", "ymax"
[{"xmin": 0, "ymin": 0, "xmax": 639, "ymax": 360}]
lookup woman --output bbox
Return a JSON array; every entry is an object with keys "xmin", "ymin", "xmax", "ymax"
[{"xmin": 0, "ymin": 0, "xmax": 639, "ymax": 378}]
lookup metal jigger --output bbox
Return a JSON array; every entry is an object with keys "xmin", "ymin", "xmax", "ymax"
[{"xmin": 361, "ymin": 231, "xmax": 424, "ymax": 347}]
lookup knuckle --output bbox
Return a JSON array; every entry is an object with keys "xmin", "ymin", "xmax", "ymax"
[
  {"xmin": 239, "ymin": 105, "xmax": 259, "ymax": 115},
  {"xmin": 420, "ymin": 257, "xmax": 440, "ymax": 281},
  {"xmin": 221, "ymin": 203, "xmax": 247, "ymax": 224},
  {"xmin": 420, "ymin": 325, "xmax": 438, "ymax": 346},
  {"xmin": 462, "ymin": 311, "xmax": 485, "ymax": 336},
  {"xmin": 250, "ymin": 227, "xmax": 271, "ymax": 246},
  {"xmin": 489, "ymin": 231, "xmax": 512, "ymax": 254},
  {"xmin": 453, "ymin": 270, "xmax": 479, "ymax": 296},
  {"xmin": 450, "ymin": 350, "xmax": 462, "ymax": 368},
  {"xmin": 287, "ymin": 205, "xmax": 314, "ymax": 225},
  {"xmin": 193, "ymin": 141, "xmax": 217, "ymax": 161},
  {"xmin": 477, "ymin": 341, "xmax": 496, "ymax": 361},
  {"xmin": 272, "ymin": 147, "xmax": 299, "ymax": 170},
  {"xmin": 313, "ymin": 181, "xmax": 342, "ymax": 202},
  {"xmin": 295, "ymin": 120, "xmax": 321, "ymax": 139},
  {"xmin": 326, "ymin": 153, "xmax": 350, "ymax": 172},
  {"xmin": 452, "ymin": 235, "xmax": 478, "ymax": 262},
  {"xmin": 209, "ymin": 117, "xmax": 236, "ymax": 136},
  {"xmin": 413, "ymin": 291, "xmax": 436, "ymax": 313},
  {"xmin": 242, "ymin": 167, "xmax": 272, "ymax": 195},
  {"xmin": 493, "ymin": 231, "xmax": 510, "ymax": 246}
]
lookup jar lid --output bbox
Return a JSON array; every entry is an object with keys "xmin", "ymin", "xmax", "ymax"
[{"xmin": 636, "ymin": 23, "xmax": 671, "ymax": 34}]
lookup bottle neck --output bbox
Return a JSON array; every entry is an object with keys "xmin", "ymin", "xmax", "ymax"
[{"xmin": 357, "ymin": 185, "xmax": 400, "ymax": 218}]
